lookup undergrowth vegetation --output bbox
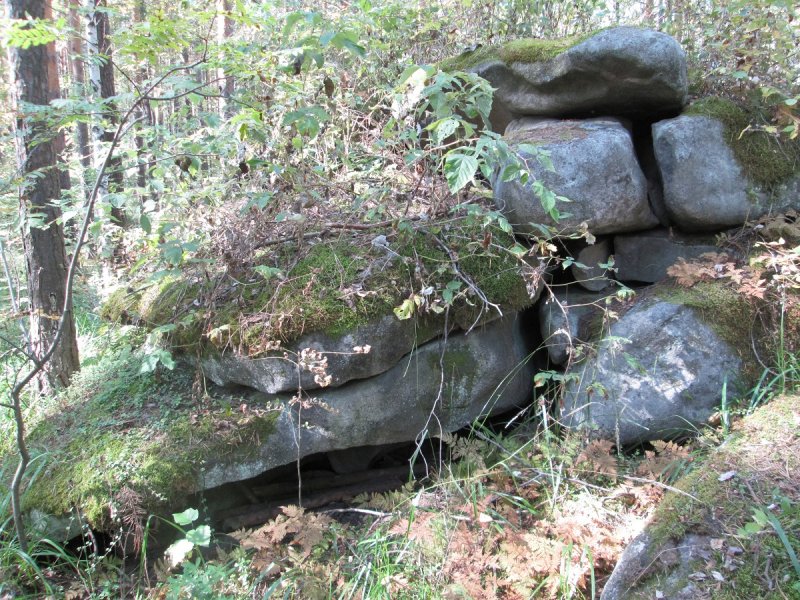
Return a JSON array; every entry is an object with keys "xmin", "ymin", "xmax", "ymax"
[{"xmin": 2, "ymin": 0, "xmax": 800, "ymax": 597}]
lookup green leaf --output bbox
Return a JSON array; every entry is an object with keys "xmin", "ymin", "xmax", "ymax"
[
  {"xmin": 186, "ymin": 525, "xmax": 211, "ymax": 547},
  {"xmin": 140, "ymin": 213, "xmax": 152, "ymax": 234},
  {"xmin": 427, "ymin": 118, "xmax": 459, "ymax": 145},
  {"xmin": 329, "ymin": 32, "xmax": 366, "ymax": 57},
  {"xmin": 500, "ymin": 164, "xmax": 521, "ymax": 182},
  {"xmin": 307, "ymin": 50, "xmax": 324, "ymax": 68},
  {"xmin": 283, "ymin": 12, "xmax": 305, "ymax": 39},
  {"xmin": 139, "ymin": 353, "xmax": 159, "ymax": 374},
  {"xmin": 283, "ymin": 106, "xmax": 330, "ymax": 138},
  {"xmin": 397, "ymin": 65, "xmax": 430, "ymax": 89},
  {"xmin": 162, "ymin": 243, "xmax": 183, "ymax": 266},
  {"xmin": 393, "ymin": 297, "xmax": 416, "ymax": 320},
  {"xmin": 173, "ymin": 508, "xmax": 199, "ymax": 526},
  {"xmin": 443, "ymin": 152, "xmax": 478, "ymax": 193}
]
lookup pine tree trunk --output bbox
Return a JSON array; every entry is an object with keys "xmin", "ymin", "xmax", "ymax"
[{"xmin": 5, "ymin": 0, "xmax": 80, "ymax": 392}]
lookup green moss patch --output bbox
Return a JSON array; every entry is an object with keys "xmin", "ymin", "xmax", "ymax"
[
  {"xmin": 440, "ymin": 31, "xmax": 597, "ymax": 72},
  {"xmin": 684, "ymin": 96, "xmax": 800, "ymax": 188},
  {"xmin": 101, "ymin": 221, "xmax": 534, "ymax": 357},
  {"xmin": 0, "ymin": 348, "xmax": 280, "ymax": 530},
  {"xmin": 632, "ymin": 394, "xmax": 800, "ymax": 598}
]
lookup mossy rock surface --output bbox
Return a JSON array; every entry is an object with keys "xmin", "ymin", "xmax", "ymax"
[
  {"xmin": 601, "ymin": 394, "xmax": 800, "ymax": 599},
  {"xmin": 441, "ymin": 27, "xmax": 687, "ymax": 125},
  {"xmin": 684, "ymin": 96, "xmax": 800, "ymax": 188},
  {"xmin": 440, "ymin": 33, "xmax": 595, "ymax": 72},
  {"xmin": 0, "ymin": 349, "xmax": 280, "ymax": 535},
  {"xmin": 655, "ymin": 280, "xmax": 761, "ymax": 381},
  {"xmin": 101, "ymin": 221, "xmax": 535, "ymax": 357}
]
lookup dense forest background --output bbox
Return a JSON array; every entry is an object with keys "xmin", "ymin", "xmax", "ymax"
[{"xmin": 1, "ymin": 0, "xmax": 799, "ymax": 597}]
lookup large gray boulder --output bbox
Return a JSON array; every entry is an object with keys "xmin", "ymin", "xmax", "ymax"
[
  {"xmin": 494, "ymin": 118, "xmax": 658, "ymax": 235},
  {"xmin": 614, "ymin": 228, "xmax": 722, "ymax": 283},
  {"xmin": 202, "ymin": 314, "xmax": 533, "ymax": 489},
  {"xmin": 461, "ymin": 27, "xmax": 686, "ymax": 128},
  {"xmin": 561, "ymin": 296, "xmax": 742, "ymax": 444},
  {"xmin": 653, "ymin": 115, "xmax": 800, "ymax": 231},
  {"xmin": 202, "ymin": 314, "xmax": 448, "ymax": 394},
  {"xmin": 653, "ymin": 116, "xmax": 755, "ymax": 231}
]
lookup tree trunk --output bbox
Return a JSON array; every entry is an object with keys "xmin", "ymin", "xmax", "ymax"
[
  {"xmin": 216, "ymin": 0, "xmax": 234, "ymax": 119},
  {"xmin": 5, "ymin": 0, "xmax": 80, "ymax": 392},
  {"xmin": 85, "ymin": 0, "xmax": 126, "ymax": 229},
  {"xmin": 133, "ymin": 0, "xmax": 151, "ymax": 200},
  {"xmin": 69, "ymin": 2, "xmax": 91, "ymax": 173}
]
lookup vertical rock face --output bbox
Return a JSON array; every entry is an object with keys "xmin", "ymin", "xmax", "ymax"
[
  {"xmin": 493, "ymin": 118, "xmax": 657, "ymax": 235},
  {"xmin": 461, "ymin": 27, "xmax": 687, "ymax": 128},
  {"xmin": 652, "ymin": 116, "xmax": 755, "ymax": 231},
  {"xmin": 561, "ymin": 297, "xmax": 743, "ymax": 445},
  {"xmin": 570, "ymin": 238, "xmax": 615, "ymax": 291},
  {"xmin": 538, "ymin": 288, "xmax": 615, "ymax": 366}
]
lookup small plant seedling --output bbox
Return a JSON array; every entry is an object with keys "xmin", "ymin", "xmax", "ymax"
[{"xmin": 165, "ymin": 508, "xmax": 212, "ymax": 568}]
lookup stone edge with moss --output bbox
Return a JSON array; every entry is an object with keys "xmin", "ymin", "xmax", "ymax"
[
  {"xmin": 612, "ymin": 394, "xmax": 800, "ymax": 599},
  {"xmin": 440, "ymin": 31, "xmax": 597, "ymax": 72},
  {"xmin": 683, "ymin": 96, "xmax": 800, "ymax": 189}
]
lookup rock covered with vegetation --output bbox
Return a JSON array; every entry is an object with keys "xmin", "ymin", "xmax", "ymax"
[
  {"xmin": 600, "ymin": 394, "xmax": 800, "ymax": 599},
  {"xmin": 443, "ymin": 26, "xmax": 687, "ymax": 130},
  {"xmin": 653, "ymin": 100, "xmax": 800, "ymax": 231},
  {"xmin": 1, "ymin": 0, "xmax": 800, "ymax": 596}
]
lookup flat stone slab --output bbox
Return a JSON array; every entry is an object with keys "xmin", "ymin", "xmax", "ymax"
[
  {"xmin": 202, "ymin": 313, "xmax": 448, "ymax": 394},
  {"xmin": 203, "ymin": 314, "xmax": 534, "ymax": 489}
]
